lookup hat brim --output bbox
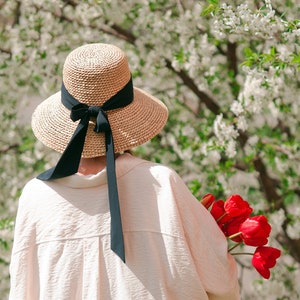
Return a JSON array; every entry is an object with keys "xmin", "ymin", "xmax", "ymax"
[{"xmin": 32, "ymin": 87, "xmax": 168, "ymax": 158}]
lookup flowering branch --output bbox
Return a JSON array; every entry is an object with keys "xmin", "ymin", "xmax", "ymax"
[
  {"xmin": 0, "ymin": 47, "xmax": 11, "ymax": 56},
  {"xmin": 0, "ymin": 144, "xmax": 19, "ymax": 153},
  {"xmin": 32, "ymin": 4, "xmax": 137, "ymax": 44},
  {"xmin": 164, "ymin": 59, "xmax": 221, "ymax": 115}
]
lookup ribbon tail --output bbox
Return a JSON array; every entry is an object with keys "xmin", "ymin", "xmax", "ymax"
[
  {"xmin": 105, "ymin": 131, "xmax": 125, "ymax": 262},
  {"xmin": 37, "ymin": 117, "xmax": 89, "ymax": 180}
]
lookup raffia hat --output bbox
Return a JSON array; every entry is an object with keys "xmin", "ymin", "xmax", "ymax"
[{"xmin": 32, "ymin": 43, "xmax": 168, "ymax": 158}]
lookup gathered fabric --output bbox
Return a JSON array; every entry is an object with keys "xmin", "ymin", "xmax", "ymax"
[{"xmin": 10, "ymin": 154, "xmax": 240, "ymax": 300}]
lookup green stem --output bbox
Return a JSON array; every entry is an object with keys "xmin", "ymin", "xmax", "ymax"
[
  {"xmin": 228, "ymin": 232, "xmax": 242, "ymax": 240},
  {"xmin": 217, "ymin": 212, "xmax": 227, "ymax": 223},
  {"xmin": 228, "ymin": 243, "xmax": 241, "ymax": 252},
  {"xmin": 231, "ymin": 252, "xmax": 254, "ymax": 256}
]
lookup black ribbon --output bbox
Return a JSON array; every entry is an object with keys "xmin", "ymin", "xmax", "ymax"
[{"xmin": 37, "ymin": 77, "xmax": 134, "ymax": 263}]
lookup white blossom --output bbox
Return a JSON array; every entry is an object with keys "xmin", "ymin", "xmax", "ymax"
[
  {"xmin": 230, "ymin": 100, "xmax": 244, "ymax": 116},
  {"xmin": 225, "ymin": 139, "xmax": 237, "ymax": 158},
  {"xmin": 236, "ymin": 115, "xmax": 248, "ymax": 131},
  {"xmin": 287, "ymin": 220, "xmax": 300, "ymax": 240},
  {"xmin": 268, "ymin": 208, "xmax": 286, "ymax": 235}
]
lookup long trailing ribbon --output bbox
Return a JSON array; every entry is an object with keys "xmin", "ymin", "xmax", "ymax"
[{"xmin": 37, "ymin": 77, "xmax": 134, "ymax": 262}]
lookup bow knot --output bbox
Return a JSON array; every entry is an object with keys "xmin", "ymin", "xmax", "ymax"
[
  {"xmin": 88, "ymin": 105, "xmax": 101, "ymax": 117},
  {"xmin": 94, "ymin": 108, "xmax": 111, "ymax": 133},
  {"xmin": 70, "ymin": 103, "xmax": 90, "ymax": 121},
  {"xmin": 70, "ymin": 103, "xmax": 110, "ymax": 133}
]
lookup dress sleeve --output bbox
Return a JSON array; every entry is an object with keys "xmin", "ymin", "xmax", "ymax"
[
  {"xmin": 9, "ymin": 182, "xmax": 39, "ymax": 300},
  {"xmin": 170, "ymin": 171, "xmax": 240, "ymax": 300}
]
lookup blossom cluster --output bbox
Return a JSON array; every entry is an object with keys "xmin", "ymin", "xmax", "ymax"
[{"xmin": 201, "ymin": 194, "xmax": 281, "ymax": 279}]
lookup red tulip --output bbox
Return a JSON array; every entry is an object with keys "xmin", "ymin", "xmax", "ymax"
[
  {"xmin": 200, "ymin": 193, "xmax": 215, "ymax": 209},
  {"xmin": 239, "ymin": 215, "xmax": 271, "ymax": 246},
  {"xmin": 210, "ymin": 200, "xmax": 231, "ymax": 224},
  {"xmin": 224, "ymin": 216, "xmax": 247, "ymax": 242},
  {"xmin": 224, "ymin": 194, "xmax": 253, "ymax": 218},
  {"xmin": 252, "ymin": 246, "xmax": 281, "ymax": 279}
]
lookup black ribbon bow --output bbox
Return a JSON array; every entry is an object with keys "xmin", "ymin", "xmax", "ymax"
[{"xmin": 37, "ymin": 77, "xmax": 134, "ymax": 263}]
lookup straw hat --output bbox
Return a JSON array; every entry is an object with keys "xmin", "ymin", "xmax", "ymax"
[{"xmin": 31, "ymin": 43, "xmax": 168, "ymax": 158}]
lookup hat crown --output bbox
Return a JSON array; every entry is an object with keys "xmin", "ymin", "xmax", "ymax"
[{"xmin": 63, "ymin": 43, "xmax": 131, "ymax": 106}]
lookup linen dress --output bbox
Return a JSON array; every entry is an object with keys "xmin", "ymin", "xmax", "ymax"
[{"xmin": 9, "ymin": 153, "xmax": 240, "ymax": 300}]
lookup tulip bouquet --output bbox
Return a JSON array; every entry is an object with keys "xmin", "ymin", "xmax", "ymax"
[{"xmin": 201, "ymin": 194, "xmax": 281, "ymax": 279}]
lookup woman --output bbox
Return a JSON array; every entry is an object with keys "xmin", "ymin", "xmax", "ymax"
[{"xmin": 9, "ymin": 43, "xmax": 240, "ymax": 299}]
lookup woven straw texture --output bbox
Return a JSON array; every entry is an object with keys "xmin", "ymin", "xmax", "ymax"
[{"xmin": 31, "ymin": 43, "xmax": 168, "ymax": 158}]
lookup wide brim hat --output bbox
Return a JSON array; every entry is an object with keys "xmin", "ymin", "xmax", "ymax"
[{"xmin": 32, "ymin": 43, "xmax": 168, "ymax": 158}]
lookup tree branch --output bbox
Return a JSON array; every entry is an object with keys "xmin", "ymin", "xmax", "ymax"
[
  {"xmin": 110, "ymin": 23, "xmax": 136, "ymax": 44},
  {"xmin": 226, "ymin": 42, "xmax": 240, "ymax": 98},
  {"xmin": 36, "ymin": 5, "xmax": 136, "ymax": 44},
  {"xmin": 62, "ymin": 0, "xmax": 78, "ymax": 8},
  {"xmin": 278, "ymin": 208, "xmax": 300, "ymax": 262},
  {"xmin": 11, "ymin": 0, "xmax": 21, "ymax": 27},
  {"xmin": 165, "ymin": 59, "xmax": 221, "ymax": 115},
  {"xmin": 227, "ymin": 42, "xmax": 238, "ymax": 76},
  {"xmin": 0, "ymin": 47, "xmax": 11, "ymax": 55},
  {"xmin": 0, "ymin": 144, "xmax": 19, "ymax": 153},
  {"xmin": 253, "ymin": 156, "xmax": 281, "ymax": 207},
  {"xmin": 252, "ymin": 155, "xmax": 300, "ymax": 262}
]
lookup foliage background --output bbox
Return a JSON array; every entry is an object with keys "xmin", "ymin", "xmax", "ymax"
[{"xmin": 0, "ymin": 0, "xmax": 300, "ymax": 299}]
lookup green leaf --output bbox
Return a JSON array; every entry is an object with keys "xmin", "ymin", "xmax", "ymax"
[
  {"xmin": 174, "ymin": 48, "xmax": 187, "ymax": 64},
  {"xmin": 283, "ymin": 193, "xmax": 295, "ymax": 206},
  {"xmin": 291, "ymin": 53, "xmax": 300, "ymax": 68},
  {"xmin": 243, "ymin": 47, "xmax": 254, "ymax": 57},
  {"xmin": 201, "ymin": 0, "xmax": 220, "ymax": 16},
  {"xmin": 0, "ymin": 239, "xmax": 9, "ymax": 251},
  {"xmin": 201, "ymin": 4, "xmax": 216, "ymax": 16},
  {"xmin": 208, "ymin": 0, "xmax": 219, "ymax": 4},
  {"xmin": 270, "ymin": 46, "xmax": 276, "ymax": 56}
]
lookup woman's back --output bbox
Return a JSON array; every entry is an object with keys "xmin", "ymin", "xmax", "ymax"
[{"xmin": 10, "ymin": 154, "xmax": 239, "ymax": 299}]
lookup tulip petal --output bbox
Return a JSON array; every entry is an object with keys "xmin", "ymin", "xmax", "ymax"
[{"xmin": 252, "ymin": 246, "xmax": 281, "ymax": 279}]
